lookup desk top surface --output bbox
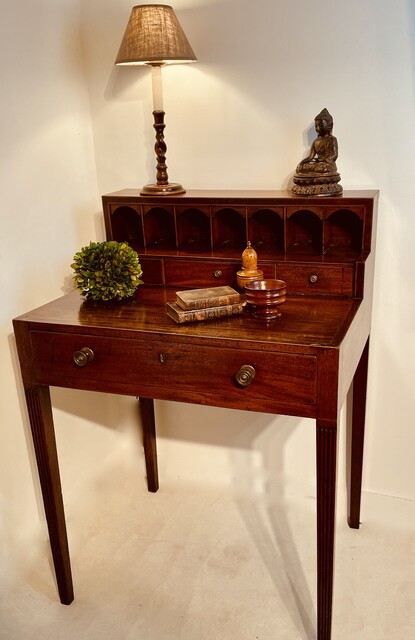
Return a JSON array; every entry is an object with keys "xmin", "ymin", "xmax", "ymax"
[
  {"xmin": 15, "ymin": 288, "xmax": 361, "ymax": 352},
  {"xmin": 103, "ymin": 188, "xmax": 379, "ymax": 204}
]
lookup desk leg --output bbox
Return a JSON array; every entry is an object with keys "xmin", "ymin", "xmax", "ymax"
[
  {"xmin": 316, "ymin": 422, "xmax": 338, "ymax": 640},
  {"xmin": 25, "ymin": 385, "xmax": 74, "ymax": 604},
  {"xmin": 138, "ymin": 398, "xmax": 159, "ymax": 493},
  {"xmin": 348, "ymin": 337, "xmax": 369, "ymax": 529}
]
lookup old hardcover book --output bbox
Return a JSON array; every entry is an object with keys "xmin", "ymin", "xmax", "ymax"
[
  {"xmin": 167, "ymin": 301, "xmax": 244, "ymax": 324},
  {"xmin": 176, "ymin": 286, "xmax": 240, "ymax": 310}
]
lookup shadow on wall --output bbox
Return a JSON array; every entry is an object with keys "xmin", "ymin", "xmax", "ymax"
[
  {"xmin": 229, "ymin": 411, "xmax": 317, "ymax": 640},
  {"xmin": 155, "ymin": 400, "xmax": 317, "ymax": 638},
  {"xmin": 85, "ymin": 0, "xmax": 338, "ymax": 189}
]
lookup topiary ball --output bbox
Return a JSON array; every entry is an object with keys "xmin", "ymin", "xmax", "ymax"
[{"xmin": 71, "ymin": 241, "xmax": 143, "ymax": 302}]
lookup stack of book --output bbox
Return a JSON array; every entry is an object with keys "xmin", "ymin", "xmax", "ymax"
[{"xmin": 166, "ymin": 286, "xmax": 243, "ymax": 324}]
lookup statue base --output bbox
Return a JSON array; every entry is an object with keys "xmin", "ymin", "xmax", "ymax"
[{"xmin": 292, "ymin": 172, "xmax": 343, "ymax": 197}]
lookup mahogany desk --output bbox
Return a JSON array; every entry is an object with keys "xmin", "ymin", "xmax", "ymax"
[{"xmin": 14, "ymin": 284, "xmax": 373, "ymax": 640}]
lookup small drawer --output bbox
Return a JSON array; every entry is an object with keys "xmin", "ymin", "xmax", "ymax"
[
  {"xmin": 277, "ymin": 264, "xmax": 354, "ymax": 296},
  {"xmin": 164, "ymin": 259, "xmax": 238, "ymax": 287},
  {"xmin": 258, "ymin": 262, "xmax": 276, "ymax": 279},
  {"xmin": 140, "ymin": 257, "xmax": 164, "ymax": 285}
]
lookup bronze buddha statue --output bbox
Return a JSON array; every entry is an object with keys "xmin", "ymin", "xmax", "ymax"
[{"xmin": 292, "ymin": 108, "xmax": 342, "ymax": 196}]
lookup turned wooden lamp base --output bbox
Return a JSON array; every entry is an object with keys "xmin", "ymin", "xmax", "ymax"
[
  {"xmin": 141, "ymin": 110, "xmax": 186, "ymax": 196},
  {"xmin": 141, "ymin": 182, "xmax": 185, "ymax": 196}
]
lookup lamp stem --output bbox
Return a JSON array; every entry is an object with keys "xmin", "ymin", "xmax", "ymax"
[
  {"xmin": 151, "ymin": 65, "xmax": 164, "ymax": 111},
  {"xmin": 140, "ymin": 107, "xmax": 185, "ymax": 195},
  {"xmin": 140, "ymin": 65, "xmax": 185, "ymax": 195},
  {"xmin": 153, "ymin": 110, "xmax": 168, "ymax": 185}
]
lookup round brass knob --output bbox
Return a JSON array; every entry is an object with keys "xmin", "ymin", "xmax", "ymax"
[
  {"xmin": 213, "ymin": 270, "xmax": 223, "ymax": 278},
  {"xmin": 235, "ymin": 364, "xmax": 256, "ymax": 387},
  {"xmin": 309, "ymin": 274, "xmax": 319, "ymax": 284},
  {"xmin": 73, "ymin": 347, "xmax": 94, "ymax": 368}
]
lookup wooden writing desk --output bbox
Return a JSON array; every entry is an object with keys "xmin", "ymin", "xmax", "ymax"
[{"xmin": 13, "ymin": 191, "xmax": 378, "ymax": 640}]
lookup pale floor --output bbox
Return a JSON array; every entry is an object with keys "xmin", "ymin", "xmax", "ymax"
[{"xmin": 1, "ymin": 454, "xmax": 414, "ymax": 640}]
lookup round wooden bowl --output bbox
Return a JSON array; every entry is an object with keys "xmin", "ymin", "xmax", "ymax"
[{"xmin": 245, "ymin": 279, "xmax": 287, "ymax": 320}]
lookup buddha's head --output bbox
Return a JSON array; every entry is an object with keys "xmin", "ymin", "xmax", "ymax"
[{"xmin": 315, "ymin": 108, "xmax": 333, "ymax": 135}]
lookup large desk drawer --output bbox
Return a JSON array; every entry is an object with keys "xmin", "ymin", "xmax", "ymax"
[{"xmin": 31, "ymin": 332, "xmax": 317, "ymax": 406}]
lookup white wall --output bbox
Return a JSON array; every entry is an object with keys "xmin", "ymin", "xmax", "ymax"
[
  {"xmin": 82, "ymin": 0, "xmax": 415, "ymax": 500},
  {"xmin": 0, "ymin": 0, "xmax": 102, "ymax": 579},
  {"xmin": 1, "ymin": 0, "xmax": 414, "ymax": 586}
]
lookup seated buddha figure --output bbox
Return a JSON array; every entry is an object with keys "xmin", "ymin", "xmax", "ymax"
[{"xmin": 292, "ymin": 108, "xmax": 342, "ymax": 196}]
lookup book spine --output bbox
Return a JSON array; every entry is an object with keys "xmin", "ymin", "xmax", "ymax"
[
  {"xmin": 176, "ymin": 293, "xmax": 241, "ymax": 310},
  {"xmin": 167, "ymin": 303, "xmax": 243, "ymax": 324}
]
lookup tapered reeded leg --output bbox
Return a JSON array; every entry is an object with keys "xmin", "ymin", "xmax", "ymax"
[
  {"xmin": 139, "ymin": 397, "xmax": 159, "ymax": 493},
  {"xmin": 348, "ymin": 338, "xmax": 370, "ymax": 529},
  {"xmin": 316, "ymin": 423, "xmax": 338, "ymax": 640},
  {"xmin": 25, "ymin": 386, "xmax": 74, "ymax": 604}
]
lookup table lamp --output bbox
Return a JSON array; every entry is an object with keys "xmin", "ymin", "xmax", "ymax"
[{"xmin": 115, "ymin": 4, "xmax": 197, "ymax": 195}]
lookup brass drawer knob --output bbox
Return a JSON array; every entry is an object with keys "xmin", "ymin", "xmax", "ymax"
[
  {"xmin": 309, "ymin": 274, "xmax": 319, "ymax": 284},
  {"xmin": 213, "ymin": 269, "xmax": 223, "ymax": 278},
  {"xmin": 235, "ymin": 364, "xmax": 256, "ymax": 387},
  {"xmin": 73, "ymin": 347, "xmax": 94, "ymax": 368}
]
